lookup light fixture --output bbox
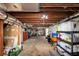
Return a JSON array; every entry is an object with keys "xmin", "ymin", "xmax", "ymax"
[
  {"xmin": 45, "ymin": 15, "xmax": 48, "ymax": 19},
  {"xmin": 41, "ymin": 13, "xmax": 48, "ymax": 20},
  {"xmin": 41, "ymin": 14, "xmax": 46, "ymax": 19}
]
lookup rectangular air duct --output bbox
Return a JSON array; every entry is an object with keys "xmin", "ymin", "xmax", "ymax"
[
  {"xmin": 22, "ymin": 3, "xmax": 40, "ymax": 12},
  {"xmin": 1, "ymin": 3, "xmax": 40, "ymax": 12}
]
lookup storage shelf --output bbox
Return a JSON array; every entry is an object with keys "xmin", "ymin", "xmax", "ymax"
[
  {"xmin": 73, "ymin": 42, "xmax": 79, "ymax": 45},
  {"xmin": 58, "ymin": 37, "xmax": 71, "ymax": 45},
  {"xmin": 58, "ymin": 37, "xmax": 79, "ymax": 45},
  {"xmin": 57, "ymin": 44, "xmax": 71, "ymax": 55},
  {"xmin": 57, "ymin": 43, "xmax": 79, "ymax": 56},
  {"xmin": 57, "ymin": 31, "xmax": 71, "ymax": 34},
  {"xmin": 57, "ymin": 31, "xmax": 79, "ymax": 33},
  {"xmin": 57, "ymin": 44, "xmax": 79, "ymax": 56},
  {"xmin": 56, "ymin": 16, "xmax": 79, "ymax": 56},
  {"xmin": 72, "ymin": 52, "xmax": 79, "ymax": 56},
  {"xmin": 57, "ymin": 46, "xmax": 65, "ymax": 56}
]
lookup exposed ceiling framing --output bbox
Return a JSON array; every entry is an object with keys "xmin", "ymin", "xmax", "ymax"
[{"xmin": 1, "ymin": 3, "xmax": 79, "ymax": 27}]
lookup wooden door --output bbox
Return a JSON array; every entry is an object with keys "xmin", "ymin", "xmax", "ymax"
[
  {"xmin": 23, "ymin": 32, "xmax": 28, "ymax": 42},
  {"xmin": 0, "ymin": 19, "xmax": 4, "ymax": 56}
]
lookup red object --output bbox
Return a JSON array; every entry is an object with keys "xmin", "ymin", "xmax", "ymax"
[{"xmin": 23, "ymin": 32, "xmax": 28, "ymax": 42}]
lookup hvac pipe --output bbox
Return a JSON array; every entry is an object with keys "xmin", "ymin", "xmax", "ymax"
[
  {"xmin": 0, "ymin": 9, "xmax": 7, "ymax": 20},
  {"xmin": 0, "ymin": 9, "xmax": 27, "ymax": 28}
]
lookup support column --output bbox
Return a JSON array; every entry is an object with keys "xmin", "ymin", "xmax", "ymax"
[{"xmin": 0, "ymin": 19, "xmax": 4, "ymax": 56}]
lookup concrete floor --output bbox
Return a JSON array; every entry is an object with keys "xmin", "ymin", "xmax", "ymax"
[{"xmin": 19, "ymin": 36, "xmax": 59, "ymax": 56}]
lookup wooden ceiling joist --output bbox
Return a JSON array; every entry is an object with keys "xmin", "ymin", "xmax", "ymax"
[
  {"xmin": 40, "ymin": 3, "xmax": 79, "ymax": 8},
  {"xmin": 7, "ymin": 12, "xmax": 74, "ymax": 27},
  {"xmin": 8, "ymin": 12, "xmax": 72, "ymax": 19},
  {"xmin": 40, "ymin": 7, "xmax": 79, "ymax": 12},
  {"xmin": 19, "ymin": 19, "xmax": 62, "ymax": 23},
  {"xmin": 7, "ymin": 3, "xmax": 79, "ymax": 27},
  {"xmin": 40, "ymin": 3, "xmax": 79, "ymax": 12}
]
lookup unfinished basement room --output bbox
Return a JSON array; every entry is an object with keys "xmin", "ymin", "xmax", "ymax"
[{"xmin": 0, "ymin": 3, "xmax": 79, "ymax": 56}]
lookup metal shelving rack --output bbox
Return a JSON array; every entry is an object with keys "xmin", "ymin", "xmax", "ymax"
[{"xmin": 57, "ymin": 31, "xmax": 79, "ymax": 56}]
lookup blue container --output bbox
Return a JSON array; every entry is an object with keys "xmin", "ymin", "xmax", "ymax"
[{"xmin": 52, "ymin": 33, "xmax": 58, "ymax": 37}]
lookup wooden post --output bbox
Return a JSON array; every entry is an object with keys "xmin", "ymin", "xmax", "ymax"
[{"xmin": 0, "ymin": 19, "xmax": 4, "ymax": 56}]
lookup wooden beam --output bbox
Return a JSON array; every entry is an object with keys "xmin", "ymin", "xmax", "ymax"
[
  {"xmin": 14, "ymin": 15, "xmax": 68, "ymax": 19},
  {"xmin": 40, "ymin": 7, "xmax": 79, "ymax": 12},
  {"xmin": 8, "ymin": 12, "xmax": 71, "ymax": 19},
  {"xmin": 7, "ymin": 12, "xmax": 74, "ymax": 27},
  {"xmin": 18, "ymin": 18, "xmax": 63, "ymax": 21},
  {"xmin": 40, "ymin": 3, "xmax": 79, "ymax": 8},
  {"xmin": 40, "ymin": 4, "xmax": 79, "ymax": 12},
  {"xmin": 20, "ymin": 21, "xmax": 58, "ymax": 23},
  {"xmin": 18, "ymin": 18, "xmax": 61, "ymax": 23},
  {"xmin": 7, "ymin": 12, "xmax": 73, "ymax": 24}
]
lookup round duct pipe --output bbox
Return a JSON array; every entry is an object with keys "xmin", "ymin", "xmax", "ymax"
[
  {"xmin": 0, "ymin": 9, "xmax": 23, "ymax": 27},
  {"xmin": 0, "ymin": 9, "xmax": 7, "ymax": 20},
  {"xmin": 4, "ymin": 14, "xmax": 16, "ymax": 24}
]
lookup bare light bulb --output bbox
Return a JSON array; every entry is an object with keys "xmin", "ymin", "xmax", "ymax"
[
  {"xmin": 41, "ymin": 14, "xmax": 48, "ymax": 20},
  {"xmin": 41, "ymin": 15, "xmax": 46, "ymax": 19},
  {"xmin": 45, "ymin": 15, "xmax": 48, "ymax": 19}
]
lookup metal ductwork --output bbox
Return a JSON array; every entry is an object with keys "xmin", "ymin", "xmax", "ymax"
[
  {"xmin": 0, "ymin": 4, "xmax": 7, "ymax": 11},
  {"xmin": 0, "ymin": 9, "xmax": 7, "ymax": 19},
  {"xmin": 0, "ymin": 3, "xmax": 40, "ymax": 12},
  {"xmin": 0, "ymin": 9, "xmax": 24, "ymax": 27}
]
